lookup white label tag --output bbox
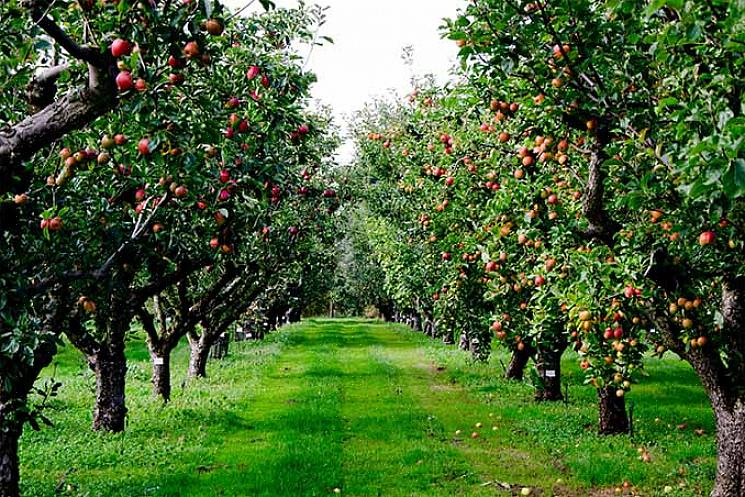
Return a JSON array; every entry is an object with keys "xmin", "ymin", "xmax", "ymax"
[
  {"xmin": 545, "ymin": 370, "xmax": 556, "ymax": 378},
  {"xmin": 154, "ymin": 357, "xmax": 164, "ymax": 365}
]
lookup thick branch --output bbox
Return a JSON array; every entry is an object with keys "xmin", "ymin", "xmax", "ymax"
[
  {"xmin": 64, "ymin": 311, "xmax": 101, "ymax": 358},
  {"xmin": 0, "ymin": 63, "xmax": 115, "ymax": 194},
  {"xmin": 0, "ymin": 4, "xmax": 113, "ymax": 195},
  {"xmin": 581, "ymin": 136, "xmax": 618, "ymax": 244}
]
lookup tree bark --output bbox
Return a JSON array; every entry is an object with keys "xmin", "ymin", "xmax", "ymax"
[
  {"xmin": 187, "ymin": 339, "xmax": 210, "ymax": 379},
  {"xmin": 92, "ymin": 346, "xmax": 128, "ymax": 432},
  {"xmin": 598, "ymin": 386, "xmax": 629, "ymax": 435},
  {"xmin": 505, "ymin": 345, "xmax": 533, "ymax": 381},
  {"xmin": 711, "ymin": 400, "xmax": 745, "ymax": 497},
  {"xmin": 150, "ymin": 350, "xmax": 172, "ymax": 403},
  {"xmin": 0, "ymin": 415, "xmax": 22, "ymax": 497},
  {"xmin": 534, "ymin": 340, "xmax": 566, "ymax": 401}
]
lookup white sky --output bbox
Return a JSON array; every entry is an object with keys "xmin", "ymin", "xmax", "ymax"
[{"xmin": 225, "ymin": 0, "xmax": 462, "ymax": 163}]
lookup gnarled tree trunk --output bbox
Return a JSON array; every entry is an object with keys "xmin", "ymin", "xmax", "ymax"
[
  {"xmin": 598, "ymin": 386, "xmax": 629, "ymax": 435},
  {"xmin": 505, "ymin": 345, "xmax": 534, "ymax": 381},
  {"xmin": 187, "ymin": 330, "xmax": 213, "ymax": 379},
  {"xmin": 534, "ymin": 339, "xmax": 567, "ymax": 401},
  {"xmin": 92, "ymin": 345, "xmax": 128, "ymax": 432},
  {"xmin": 711, "ymin": 400, "xmax": 745, "ymax": 497},
  {"xmin": 150, "ymin": 348, "xmax": 172, "ymax": 403},
  {"xmin": 0, "ymin": 412, "xmax": 23, "ymax": 497}
]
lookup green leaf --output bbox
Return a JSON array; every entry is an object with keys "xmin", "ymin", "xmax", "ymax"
[{"xmin": 722, "ymin": 159, "xmax": 745, "ymax": 199}]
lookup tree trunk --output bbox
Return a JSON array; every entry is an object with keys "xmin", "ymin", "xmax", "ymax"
[
  {"xmin": 150, "ymin": 350, "xmax": 172, "ymax": 403},
  {"xmin": 534, "ymin": 341, "xmax": 567, "ymax": 401},
  {"xmin": 598, "ymin": 386, "xmax": 629, "ymax": 435},
  {"xmin": 0, "ymin": 416, "xmax": 22, "ymax": 497},
  {"xmin": 187, "ymin": 340, "xmax": 210, "ymax": 379},
  {"xmin": 710, "ymin": 400, "xmax": 745, "ymax": 497},
  {"xmin": 92, "ymin": 347, "xmax": 128, "ymax": 432},
  {"xmin": 505, "ymin": 345, "xmax": 533, "ymax": 381}
]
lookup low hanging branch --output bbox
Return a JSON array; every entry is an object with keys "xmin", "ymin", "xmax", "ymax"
[{"xmin": 0, "ymin": 0, "xmax": 116, "ymax": 195}]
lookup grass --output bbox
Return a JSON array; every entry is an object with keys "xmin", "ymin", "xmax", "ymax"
[{"xmin": 20, "ymin": 318, "xmax": 715, "ymax": 496}]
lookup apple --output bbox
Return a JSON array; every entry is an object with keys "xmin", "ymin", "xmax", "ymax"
[
  {"xmin": 168, "ymin": 73, "xmax": 184, "ymax": 85},
  {"xmin": 205, "ymin": 19, "xmax": 224, "ymax": 35},
  {"xmin": 218, "ymin": 189, "xmax": 230, "ymax": 201},
  {"xmin": 168, "ymin": 55, "xmax": 184, "ymax": 68},
  {"xmin": 82, "ymin": 299, "xmax": 97, "ymax": 313},
  {"xmin": 298, "ymin": 124, "xmax": 310, "ymax": 135},
  {"xmin": 183, "ymin": 41, "xmax": 200, "ymax": 57},
  {"xmin": 441, "ymin": 252, "xmax": 451, "ymax": 261},
  {"xmin": 288, "ymin": 226, "xmax": 299, "ymax": 235},
  {"xmin": 39, "ymin": 218, "xmax": 49, "ymax": 230},
  {"xmin": 152, "ymin": 223, "xmax": 164, "ymax": 233},
  {"xmin": 226, "ymin": 97, "xmax": 240, "ymax": 108},
  {"xmin": 534, "ymin": 275, "xmax": 545, "ymax": 287},
  {"xmin": 209, "ymin": 238, "xmax": 220, "ymax": 249},
  {"xmin": 246, "ymin": 65, "xmax": 260, "ymax": 80},
  {"xmin": 48, "ymin": 216, "xmax": 63, "ymax": 231},
  {"xmin": 114, "ymin": 134, "xmax": 127, "ymax": 145},
  {"xmin": 491, "ymin": 321, "xmax": 502, "ymax": 331},
  {"xmin": 261, "ymin": 74, "xmax": 270, "ymax": 87},
  {"xmin": 238, "ymin": 120, "xmax": 249, "ymax": 133},
  {"xmin": 174, "ymin": 185, "xmax": 188, "ymax": 197},
  {"xmin": 115, "ymin": 71, "xmax": 133, "ymax": 91},
  {"xmin": 13, "ymin": 194, "xmax": 28, "ymax": 205},
  {"xmin": 110, "ymin": 39, "xmax": 132, "ymax": 58},
  {"xmin": 699, "ymin": 230, "xmax": 715, "ymax": 246},
  {"xmin": 135, "ymin": 188, "xmax": 146, "ymax": 202},
  {"xmin": 135, "ymin": 78, "xmax": 147, "ymax": 91},
  {"xmin": 138, "ymin": 138, "xmax": 151, "ymax": 155},
  {"xmin": 613, "ymin": 327, "xmax": 624, "ymax": 339}
]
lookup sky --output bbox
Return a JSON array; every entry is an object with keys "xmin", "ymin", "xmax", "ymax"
[{"xmin": 225, "ymin": 0, "xmax": 462, "ymax": 162}]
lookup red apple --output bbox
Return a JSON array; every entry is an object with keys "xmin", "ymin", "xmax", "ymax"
[
  {"xmin": 699, "ymin": 231, "xmax": 715, "ymax": 246},
  {"xmin": 219, "ymin": 170, "xmax": 230, "ymax": 183},
  {"xmin": 138, "ymin": 138, "xmax": 151, "ymax": 155},
  {"xmin": 168, "ymin": 55, "xmax": 184, "ymax": 68},
  {"xmin": 115, "ymin": 71, "xmax": 133, "ymax": 91},
  {"xmin": 183, "ymin": 41, "xmax": 200, "ymax": 58},
  {"xmin": 246, "ymin": 65, "xmax": 260, "ymax": 80},
  {"xmin": 110, "ymin": 39, "xmax": 132, "ymax": 58}
]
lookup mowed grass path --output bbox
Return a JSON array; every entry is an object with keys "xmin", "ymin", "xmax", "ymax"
[{"xmin": 23, "ymin": 319, "xmax": 715, "ymax": 496}]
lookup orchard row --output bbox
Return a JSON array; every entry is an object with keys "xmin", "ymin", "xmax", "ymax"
[
  {"xmin": 340, "ymin": 2, "xmax": 744, "ymax": 497},
  {"xmin": 0, "ymin": 2, "xmax": 339, "ymax": 496}
]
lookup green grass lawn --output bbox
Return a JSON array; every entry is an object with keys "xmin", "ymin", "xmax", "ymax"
[{"xmin": 21, "ymin": 319, "xmax": 715, "ymax": 496}]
